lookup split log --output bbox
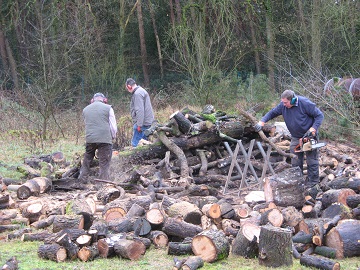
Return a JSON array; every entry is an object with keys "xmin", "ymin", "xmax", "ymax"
[
  {"xmin": 259, "ymin": 208, "xmax": 283, "ymax": 227},
  {"xmin": 55, "ymin": 232, "xmax": 79, "ymax": 260},
  {"xmin": 113, "ymin": 239, "xmax": 146, "ymax": 260},
  {"xmin": 167, "ymin": 201, "xmax": 202, "ymax": 225},
  {"xmin": 231, "ymin": 227, "xmax": 258, "ymax": 258},
  {"xmin": 133, "ymin": 217, "xmax": 152, "ymax": 236},
  {"xmin": 258, "ymin": 225, "xmax": 293, "ymax": 268},
  {"xmin": 75, "ymin": 234, "xmax": 93, "ymax": 247},
  {"xmin": 170, "ymin": 111, "xmax": 192, "ymax": 134},
  {"xmin": 191, "ymin": 229, "xmax": 230, "ymax": 263},
  {"xmin": 281, "ymin": 206, "xmax": 304, "ymax": 227},
  {"xmin": 77, "ymin": 244, "xmax": 99, "ymax": 262},
  {"xmin": 37, "ymin": 243, "xmax": 67, "ymax": 262},
  {"xmin": 321, "ymin": 188, "xmax": 356, "ymax": 208},
  {"xmin": 97, "ymin": 234, "xmax": 127, "ymax": 258},
  {"xmin": 168, "ymin": 241, "xmax": 193, "ymax": 256},
  {"xmin": 182, "ymin": 256, "xmax": 204, "ymax": 270},
  {"xmin": 221, "ymin": 219, "xmax": 240, "ymax": 237},
  {"xmin": 52, "ymin": 214, "xmax": 84, "ymax": 233},
  {"xmin": 325, "ymin": 219, "xmax": 360, "ymax": 258},
  {"xmin": 67, "ymin": 199, "xmax": 94, "ymax": 230},
  {"xmin": 96, "ymin": 184, "xmax": 124, "ymax": 204},
  {"xmin": 162, "ymin": 218, "xmax": 202, "ymax": 239},
  {"xmin": 300, "ymin": 255, "xmax": 340, "ymax": 270},
  {"xmin": 149, "ymin": 230, "xmax": 168, "ymax": 248}
]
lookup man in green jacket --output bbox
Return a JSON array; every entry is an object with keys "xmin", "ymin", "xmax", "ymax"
[{"xmin": 78, "ymin": 93, "xmax": 117, "ymax": 183}]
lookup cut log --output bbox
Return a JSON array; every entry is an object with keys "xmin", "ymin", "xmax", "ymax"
[
  {"xmin": 167, "ymin": 241, "xmax": 193, "ymax": 256},
  {"xmin": 300, "ymin": 255, "xmax": 340, "ymax": 270},
  {"xmin": 292, "ymin": 230, "xmax": 313, "ymax": 244},
  {"xmin": 258, "ymin": 225, "xmax": 293, "ymax": 268},
  {"xmin": 21, "ymin": 201, "xmax": 43, "ymax": 224},
  {"xmin": 1, "ymin": 256, "xmax": 18, "ymax": 270},
  {"xmin": 96, "ymin": 184, "xmax": 124, "ymax": 204},
  {"xmin": 75, "ymin": 234, "xmax": 93, "ymax": 247},
  {"xmin": 259, "ymin": 208, "xmax": 283, "ymax": 227},
  {"xmin": 167, "ymin": 201, "xmax": 202, "ymax": 225},
  {"xmin": 162, "ymin": 218, "xmax": 203, "ymax": 239},
  {"xmin": 182, "ymin": 256, "xmax": 204, "ymax": 270},
  {"xmin": 6, "ymin": 228, "xmax": 32, "ymax": 241},
  {"xmin": 97, "ymin": 234, "xmax": 127, "ymax": 258},
  {"xmin": 321, "ymin": 203, "xmax": 352, "ymax": 219},
  {"xmin": 55, "ymin": 232, "xmax": 79, "ymax": 260},
  {"xmin": 102, "ymin": 200, "xmax": 127, "ymax": 222},
  {"xmin": 77, "ymin": 244, "xmax": 99, "ymax": 262},
  {"xmin": 52, "ymin": 214, "xmax": 84, "ymax": 233},
  {"xmin": 281, "ymin": 206, "xmax": 304, "ymax": 227},
  {"xmin": 170, "ymin": 111, "xmax": 192, "ymax": 134},
  {"xmin": 346, "ymin": 194, "xmax": 360, "ymax": 208},
  {"xmin": 266, "ymin": 167, "xmax": 305, "ymax": 208},
  {"xmin": 231, "ymin": 227, "xmax": 258, "ymax": 258},
  {"xmin": 21, "ymin": 231, "xmax": 52, "ymax": 242},
  {"xmin": 191, "ymin": 229, "xmax": 230, "ymax": 263},
  {"xmin": 201, "ymin": 203, "xmax": 221, "ymax": 219},
  {"xmin": 67, "ymin": 199, "xmax": 94, "ymax": 230},
  {"xmin": 321, "ymin": 188, "xmax": 356, "ymax": 208},
  {"xmin": 133, "ymin": 217, "xmax": 152, "ymax": 236},
  {"xmin": 149, "ymin": 230, "xmax": 168, "ymax": 248},
  {"xmin": 113, "ymin": 239, "xmax": 146, "ymax": 260},
  {"xmin": 325, "ymin": 219, "xmax": 360, "ymax": 258},
  {"xmin": 30, "ymin": 215, "xmax": 55, "ymax": 230},
  {"xmin": 314, "ymin": 246, "xmax": 337, "ymax": 259},
  {"xmin": 16, "ymin": 179, "xmax": 41, "ymax": 199},
  {"xmin": 145, "ymin": 207, "xmax": 166, "ymax": 228},
  {"xmin": 221, "ymin": 219, "xmax": 240, "ymax": 237},
  {"xmin": 37, "ymin": 243, "xmax": 67, "ymax": 262}
]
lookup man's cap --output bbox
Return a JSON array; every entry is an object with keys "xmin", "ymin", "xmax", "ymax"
[{"xmin": 93, "ymin": 92, "xmax": 106, "ymax": 98}]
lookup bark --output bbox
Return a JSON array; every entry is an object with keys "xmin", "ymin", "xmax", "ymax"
[
  {"xmin": 300, "ymin": 255, "xmax": 340, "ymax": 270},
  {"xmin": 136, "ymin": 0, "xmax": 149, "ymax": 87},
  {"xmin": 37, "ymin": 243, "xmax": 67, "ymax": 262}
]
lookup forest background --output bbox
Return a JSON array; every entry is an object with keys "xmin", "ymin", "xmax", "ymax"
[{"xmin": 0, "ymin": 0, "xmax": 359, "ymax": 160}]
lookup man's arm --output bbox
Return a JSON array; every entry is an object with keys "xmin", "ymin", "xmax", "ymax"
[
  {"xmin": 133, "ymin": 93, "xmax": 145, "ymax": 127},
  {"xmin": 109, "ymin": 107, "xmax": 117, "ymax": 139}
]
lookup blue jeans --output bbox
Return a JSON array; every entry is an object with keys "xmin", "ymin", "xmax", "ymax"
[{"xmin": 131, "ymin": 124, "xmax": 151, "ymax": 147}]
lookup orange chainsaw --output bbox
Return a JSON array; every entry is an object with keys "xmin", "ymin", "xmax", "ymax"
[{"xmin": 294, "ymin": 131, "xmax": 326, "ymax": 152}]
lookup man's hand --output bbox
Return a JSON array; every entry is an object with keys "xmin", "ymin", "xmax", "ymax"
[
  {"xmin": 254, "ymin": 122, "xmax": 263, "ymax": 132},
  {"xmin": 137, "ymin": 125, "xmax": 142, "ymax": 132}
]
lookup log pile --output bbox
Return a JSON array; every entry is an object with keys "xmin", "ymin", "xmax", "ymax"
[{"xmin": 0, "ymin": 105, "xmax": 360, "ymax": 269}]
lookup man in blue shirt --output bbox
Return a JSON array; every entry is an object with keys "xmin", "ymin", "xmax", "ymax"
[{"xmin": 254, "ymin": 90, "xmax": 324, "ymax": 188}]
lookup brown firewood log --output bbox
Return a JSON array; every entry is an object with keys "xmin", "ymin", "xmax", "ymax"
[
  {"xmin": 30, "ymin": 215, "xmax": 55, "ymax": 230},
  {"xmin": 201, "ymin": 203, "xmax": 221, "ymax": 219},
  {"xmin": 321, "ymin": 188, "xmax": 356, "ymax": 208},
  {"xmin": 0, "ymin": 224, "xmax": 21, "ymax": 233},
  {"xmin": 107, "ymin": 216, "xmax": 136, "ymax": 234},
  {"xmin": 67, "ymin": 199, "xmax": 94, "ymax": 230},
  {"xmin": 21, "ymin": 231, "xmax": 52, "ymax": 242},
  {"xmin": 37, "ymin": 243, "xmax": 67, "ymax": 262},
  {"xmin": 125, "ymin": 203, "xmax": 145, "ymax": 218},
  {"xmin": 167, "ymin": 241, "xmax": 193, "ymax": 256},
  {"xmin": 102, "ymin": 200, "xmax": 127, "ymax": 222},
  {"xmin": 55, "ymin": 232, "xmax": 79, "ymax": 260},
  {"xmin": 77, "ymin": 244, "xmax": 99, "ymax": 262},
  {"xmin": 113, "ymin": 239, "xmax": 146, "ymax": 260},
  {"xmin": 96, "ymin": 184, "xmax": 124, "ymax": 205},
  {"xmin": 133, "ymin": 217, "xmax": 152, "ymax": 236},
  {"xmin": 302, "ymin": 205, "xmax": 317, "ymax": 218},
  {"xmin": 325, "ymin": 219, "xmax": 360, "ymax": 258},
  {"xmin": 97, "ymin": 234, "xmax": 127, "ymax": 258},
  {"xmin": 300, "ymin": 255, "xmax": 340, "ymax": 270},
  {"xmin": 89, "ymin": 219, "xmax": 108, "ymax": 239},
  {"xmin": 259, "ymin": 208, "xmax": 284, "ymax": 227},
  {"xmin": 191, "ymin": 229, "xmax": 230, "ymax": 263},
  {"xmin": 145, "ymin": 205, "xmax": 166, "ymax": 228},
  {"xmin": 221, "ymin": 219, "xmax": 240, "ymax": 237},
  {"xmin": 16, "ymin": 179, "xmax": 41, "ymax": 199},
  {"xmin": 0, "ymin": 194, "xmax": 13, "ymax": 210},
  {"xmin": 20, "ymin": 201, "xmax": 43, "ymax": 224},
  {"xmin": 182, "ymin": 256, "xmax": 204, "ymax": 270},
  {"xmin": 314, "ymin": 246, "xmax": 337, "ymax": 259},
  {"xmin": 0, "ymin": 209, "xmax": 17, "ymax": 225},
  {"xmin": 292, "ymin": 230, "xmax": 313, "ymax": 244},
  {"xmin": 52, "ymin": 214, "xmax": 84, "ymax": 233},
  {"xmin": 6, "ymin": 228, "xmax": 32, "ymax": 241},
  {"xmin": 162, "ymin": 218, "xmax": 202, "ymax": 239},
  {"xmin": 281, "ymin": 206, "xmax": 304, "ymax": 227},
  {"xmin": 258, "ymin": 225, "xmax": 293, "ymax": 268},
  {"xmin": 167, "ymin": 201, "xmax": 202, "ymax": 225},
  {"xmin": 233, "ymin": 203, "xmax": 252, "ymax": 220},
  {"xmin": 75, "ymin": 234, "xmax": 92, "ymax": 247},
  {"xmin": 149, "ymin": 230, "xmax": 168, "ymax": 248}
]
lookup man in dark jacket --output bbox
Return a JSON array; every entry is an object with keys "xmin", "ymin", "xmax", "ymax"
[
  {"xmin": 78, "ymin": 93, "xmax": 117, "ymax": 183},
  {"xmin": 254, "ymin": 90, "xmax": 324, "ymax": 187},
  {"xmin": 125, "ymin": 78, "xmax": 155, "ymax": 147}
]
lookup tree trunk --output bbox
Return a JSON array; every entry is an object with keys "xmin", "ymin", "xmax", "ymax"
[{"xmin": 136, "ymin": 0, "xmax": 149, "ymax": 87}]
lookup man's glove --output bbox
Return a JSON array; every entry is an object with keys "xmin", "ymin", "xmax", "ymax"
[
  {"xmin": 137, "ymin": 125, "xmax": 142, "ymax": 132},
  {"xmin": 254, "ymin": 123, "xmax": 262, "ymax": 132}
]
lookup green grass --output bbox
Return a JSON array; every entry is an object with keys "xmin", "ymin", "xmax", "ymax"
[{"xmin": 0, "ymin": 240, "xmax": 359, "ymax": 270}]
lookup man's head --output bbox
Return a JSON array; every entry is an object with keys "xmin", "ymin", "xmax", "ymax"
[
  {"xmin": 125, "ymin": 78, "xmax": 137, "ymax": 93},
  {"xmin": 281, "ymin": 89, "xmax": 296, "ymax": 108},
  {"xmin": 92, "ymin": 92, "xmax": 108, "ymax": 103}
]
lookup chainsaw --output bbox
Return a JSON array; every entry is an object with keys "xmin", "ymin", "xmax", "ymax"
[{"xmin": 294, "ymin": 131, "xmax": 327, "ymax": 152}]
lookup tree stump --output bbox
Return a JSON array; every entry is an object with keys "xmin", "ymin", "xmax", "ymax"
[
  {"xmin": 191, "ymin": 229, "xmax": 230, "ymax": 263},
  {"xmin": 258, "ymin": 225, "xmax": 293, "ymax": 268},
  {"xmin": 325, "ymin": 219, "xmax": 360, "ymax": 258},
  {"xmin": 37, "ymin": 243, "xmax": 67, "ymax": 262}
]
